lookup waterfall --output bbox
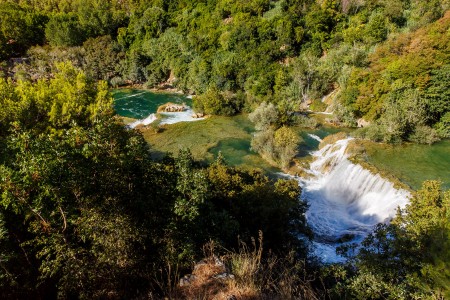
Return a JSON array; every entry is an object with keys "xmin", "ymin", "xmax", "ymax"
[{"xmin": 300, "ymin": 138, "xmax": 410, "ymax": 263}]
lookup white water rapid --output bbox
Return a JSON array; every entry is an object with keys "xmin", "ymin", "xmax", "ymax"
[
  {"xmin": 299, "ymin": 138, "xmax": 410, "ymax": 263},
  {"xmin": 127, "ymin": 107, "xmax": 205, "ymax": 128},
  {"xmin": 159, "ymin": 108, "xmax": 205, "ymax": 125},
  {"xmin": 127, "ymin": 113, "xmax": 158, "ymax": 128}
]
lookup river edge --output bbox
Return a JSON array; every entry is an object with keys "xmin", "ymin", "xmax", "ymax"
[
  {"xmin": 112, "ymin": 90, "xmax": 437, "ymax": 263},
  {"xmin": 113, "ymin": 89, "xmax": 448, "ymax": 191}
]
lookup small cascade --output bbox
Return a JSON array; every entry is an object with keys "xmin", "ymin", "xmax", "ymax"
[
  {"xmin": 127, "ymin": 113, "xmax": 158, "ymax": 128},
  {"xmin": 160, "ymin": 108, "xmax": 205, "ymax": 125},
  {"xmin": 126, "ymin": 107, "xmax": 205, "ymax": 128},
  {"xmin": 300, "ymin": 138, "xmax": 410, "ymax": 263},
  {"xmin": 307, "ymin": 134, "xmax": 323, "ymax": 142}
]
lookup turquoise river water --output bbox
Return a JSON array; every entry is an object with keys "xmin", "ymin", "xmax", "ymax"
[
  {"xmin": 113, "ymin": 89, "xmax": 449, "ymax": 263},
  {"xmin": 113, "ymin": 89, "xmax": 449, "ymax": 190}
]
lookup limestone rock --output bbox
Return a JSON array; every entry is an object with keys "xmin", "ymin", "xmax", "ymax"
[{"xmin": 157, "ymin": 102, "xmax": 187, "ymax": 113}]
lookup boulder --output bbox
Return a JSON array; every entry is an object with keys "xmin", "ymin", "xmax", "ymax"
[
  {"xmin": 192, "ymin": 112, "xmax": 204, "ymax": 118},
  {"xmin": 157, "ymin": 102, "xmax": 187, "ymax": 113}
]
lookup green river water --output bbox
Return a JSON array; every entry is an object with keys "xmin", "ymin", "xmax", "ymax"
[
  {"xmin": 113, "ymin": 89, "xmax": 450, "ymax": 190},
  {"xmin": 366, "ymin": 140, "xmax": 450, "ymax": 190},
  {"xmin": 113, "ymin": 89, "xmax": 192, "ymax": 119}
]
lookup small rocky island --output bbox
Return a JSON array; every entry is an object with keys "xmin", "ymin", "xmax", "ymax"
[
  {"xmin": 157, "ymin": 102, "xmax": 205, "ymax": 119},
  {"xmin": 157, "ymin": 102, "xmax": 187, "ymax": 113}
]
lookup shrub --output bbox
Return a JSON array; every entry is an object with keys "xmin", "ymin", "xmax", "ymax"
[
  {"xmin": 193, "ymin": 88, "xmax": 241, "ymax": 116},
  {"xmin": 309, "ymin": 99, "xmax": 328, "ymax": 112},
  {"xmin": 250, "ymin": 126, "xmax": 301, "ymax": 169},
  {"xmin": 248, "ymin": 102, "xmax": 278, "ymax": 130},
  {"xmin": 353, "ymin": 125, "xmax": 384, "ymax": 142},
  {"xmin": 110, "ymin": 76, "xmax": 124, "ymax": 87},
  {"xmin": 434, "ymin": 112, "xmax": 450, "ymax": 138},
  {"xmin": 408, "ymin": 125, "xmax": 440, "ymax": 145},
  {"xmin": 274, "ymin": 126, "xmax": 301, "ymax": 168},
  {"xmin": 292, "ymin": 114, "xmax": 318, "ymax": 128}
]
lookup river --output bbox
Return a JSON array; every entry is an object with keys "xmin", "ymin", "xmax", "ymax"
[{"xmin": 113, "ymin": 89, "xmax": 449, "ymax": 262}]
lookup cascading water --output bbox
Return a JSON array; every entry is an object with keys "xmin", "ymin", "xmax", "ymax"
[
  {"xmin": 126, "ymin": 108, "xmax": 205, "ymax": 128},
  {"xmin": 300, "ymin": 138, "xmax": 410, "ymax": 263},
  {"xmin": 127, "ymin": 113, "xmax": 158, "ymax": 128},
  {"xmin": 159, "ymin": 108, "xmax": 205, "ymax": 125}
]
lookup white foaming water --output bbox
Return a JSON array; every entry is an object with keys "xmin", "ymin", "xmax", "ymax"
[
  {"xmin": 160, "ymin": 108, "xmax": 205, "ymax": 125},
  {"xmin": 127, "ymin": 113, "xmax": 158, "ymax": 128},
  {"xmin": 127, "ymin": 108, "xmax": 205, "ymax": 128},
  {"xmin": 299, "ymin": 138, "xmax": 410, "ymax": 263},
  {"xmin": 308, "ymin": 134, "xmax": 323, "ymax": 142}
]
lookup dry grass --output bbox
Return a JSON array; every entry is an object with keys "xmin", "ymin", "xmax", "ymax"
[{"xmin": 175, "ymin": 234, "xmax": 319, "ymax": 300}]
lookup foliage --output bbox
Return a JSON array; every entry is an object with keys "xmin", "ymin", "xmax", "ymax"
[
  {"xmin": 0, "ymin": 3, "xmax": 47, "ymax": 60},
  {"xmin": 82, "ymin": 35, "xmax": 125, "ymax": 82},
  {"xmin": 338, "ymin": 11, "xmax": 450, "ymax": 143},
  {"xmin": 0, "ymin": 63, "xmax": 311, "ymax": 297},
  {"xmin": 25, "ymin": 45, "xmax": 85, "ymax": 80},
  {"xmin": 292, "ymin": 113, "xmax": 319, "ymax": 128},
  {"xmin": 0, "ymin": 0, "xmax": 449, "ymax": 297},
  {"xmin": 408, "ymin": 125, "xmax": 440, "ymax": 145},
  {"xmin": 248, "ymin": 102, "xmax": 302, "ymax": 168},
  {"xmin": 45, "ymin": 13, "xmax": 86, "ymax": 47},
  {"xmin": 434, "ymin": 112, "xmax": 450, "ymax": 138},
  {"xmin": 193, "ymin": 87, "xmax": 243, "ymax": 116},
  {"xmin": 1, "ymin": 0, "xmax": 447, "ymax": 147},
  {"xmin": 248, "ymin": 101, "xmax": 278, "ymax": 130},
  {"xmin": 0, "ymin": 63, "xmax": 112, "ymax": 135},
  {"xmin": 344, "ymin": 181, "xmax": 450, "ymax": 299}
]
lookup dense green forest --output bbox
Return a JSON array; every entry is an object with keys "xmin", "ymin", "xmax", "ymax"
[
  {"xmin": 1, "ymin": 0, "xmax": 449, "ymax": 143},
  {"xmin": 0, "ymin": 65, "xmax": 311, "ymax": 298},
  {"xmin": 0, "ymin": 0, "xmax": 449, "ymax": 298}
]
